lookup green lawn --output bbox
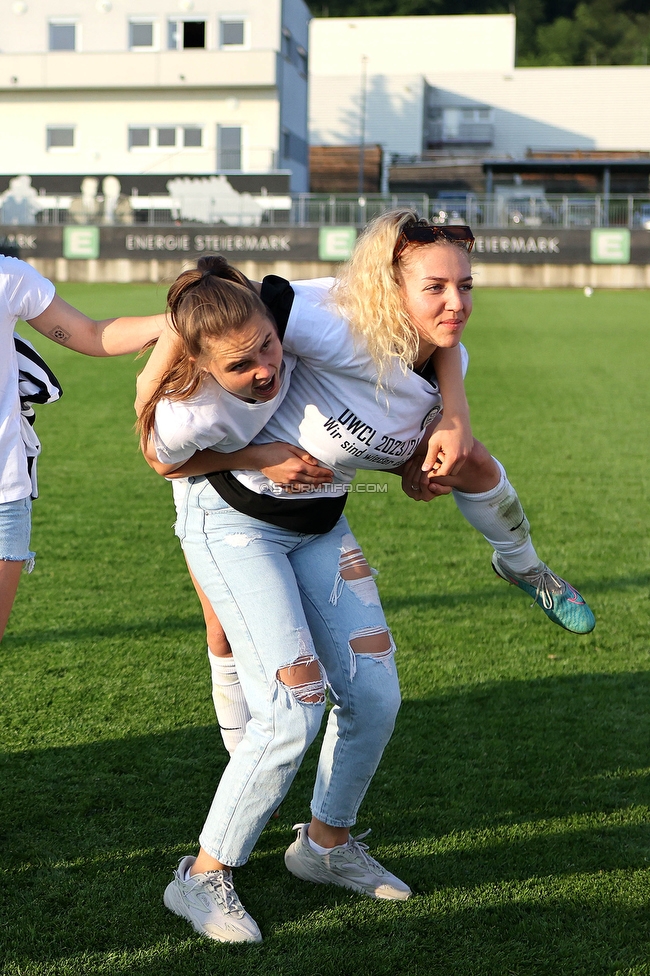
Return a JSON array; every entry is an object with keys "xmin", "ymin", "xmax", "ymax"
[{"xmin": 2, "ymin": 284, "xmax": 649, "ymax": 976}]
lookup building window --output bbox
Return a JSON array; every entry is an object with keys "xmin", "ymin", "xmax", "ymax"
[
  {"xmin": 427, "ymin": 106, "xmax": 494, "ymax": 148},
  {"xmin": 184, "ymin": 127, "xmax": 202, "ymax": 148},
  {"xmin": 169, "ymin": 19, "xmax": 206, "ymax": 49},
  {"xmin": 128, "ymin": 126, "xmax": 203, "ymax": 150},
  {"xmin": 183, "ymin": 21, "xmax": 205, "ymax": 48},
  {"xmin": 157, "ymin": 127, "xmax": 176, "ymax": 147},
  {"xmin": 47, "ymin": 126, "xmax": 75, "ymax": 150},
  {"xmin": 218, "ymin": 126, "xmax": 242, "ymax": 170},
  {"xmin": 220, "ymin": 19, "xmax": 246, "ymax": 48},
  {"xmin": 49, "ymin": 21, "xmax": 76, "ymax": 51},
  {"xmin": 129, "ymin": 20, "xmax": 156, "ymax": 50},
  {"xmin": 129, "ymin": 127, "xmax": 150, "ymax": 149},
  {"xmin": 460, "ymin": 107, "xmax": 493, "ymax": 123}
]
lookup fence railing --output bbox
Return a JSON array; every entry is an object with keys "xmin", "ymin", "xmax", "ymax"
[
  {"xmin": 287, "ymin": 193, "xmax": 650, "ymax": 230},
  {"xmin": 3, "ymin": 192, "xmax": 650, "ymax": 229}
]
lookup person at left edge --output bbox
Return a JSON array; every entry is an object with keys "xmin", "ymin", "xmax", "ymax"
[{"xmin": 0, "ymin": 254, "xmax": 166, "ymax": 642}]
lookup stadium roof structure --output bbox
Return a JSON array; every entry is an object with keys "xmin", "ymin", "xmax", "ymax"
[{"xmin": 484, "ymin": 154, "xmax": 650, "ymax": 194}]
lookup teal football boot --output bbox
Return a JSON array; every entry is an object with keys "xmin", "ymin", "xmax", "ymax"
[{"xmin": 492, "ymin": 553, "xmax": 595, "ymax": 634}]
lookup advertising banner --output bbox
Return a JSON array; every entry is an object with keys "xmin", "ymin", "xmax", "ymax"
[
  {"xmin": 472, "ymin": 228, "xmax": 647, "ymax": 264},
  {"xmin": 1, "ymin": 225, "xmax": 650, "ymax": 264}
]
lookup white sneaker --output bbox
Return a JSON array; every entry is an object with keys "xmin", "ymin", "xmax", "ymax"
[
  {"xmin": 284, "ymin": 823, "xmax": 412, "ymax": 901},
  {"xmin": 163, "ymin": 856, "xmax": 262, "ymax": 943}
]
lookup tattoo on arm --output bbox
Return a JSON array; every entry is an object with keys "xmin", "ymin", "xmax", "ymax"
[{"xmin": 47, "ymin": 326, "xmax": 72, "ymax": 344}]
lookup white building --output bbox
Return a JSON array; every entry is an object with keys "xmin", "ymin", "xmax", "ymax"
[
  {"xmin": 309, "ymin": 14, "xmax": 650, "ymax": 161},
  {"xmin": 0, "ymin": 0, "xmax": 310, "ymax": 192},
  {"xmin": 310, "ymin": 15, "xmax": 516, "ymax": 157}
]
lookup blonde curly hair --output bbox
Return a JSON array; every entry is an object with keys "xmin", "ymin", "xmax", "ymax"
[{"xmin": 332, "ymin": 209, "xmax": 471, "ymax": 384}]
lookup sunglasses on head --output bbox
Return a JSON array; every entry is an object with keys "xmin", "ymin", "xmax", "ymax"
[{"xmin": 392, "ymin": 221, "xmax": 475, "ymax": 263}]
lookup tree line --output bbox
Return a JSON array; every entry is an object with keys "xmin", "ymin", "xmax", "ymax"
[{"xmin": 308, "ymin": 1, "xmax": 650, "ymax": 66}]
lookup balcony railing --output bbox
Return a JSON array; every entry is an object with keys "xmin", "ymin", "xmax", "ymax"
[{"xmin": 426, "ymin": 123, "xmax": 494, "ymax": 147}]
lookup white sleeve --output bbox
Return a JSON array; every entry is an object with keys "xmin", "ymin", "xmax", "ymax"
[
  {"xmin": 6, "ymin": 258, "xmax": 56, "ymax": 322},
  {"xmin": 153, "ymin": 399, "xmax": 229, "ymax": 465},
  {"xmin": 282, "ymin": 278, "xmax": 352, "ymax": 368}
]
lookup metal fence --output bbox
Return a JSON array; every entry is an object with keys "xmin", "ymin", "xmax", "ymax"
[
  {"xmin": 3, "ymin": 192, "xmax": 650, "ymax": 229},
  {"xmin": 287, "ymin": 193, "xmax": 650, "ymax": 230}
]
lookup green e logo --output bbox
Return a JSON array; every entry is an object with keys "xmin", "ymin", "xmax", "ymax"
[
  {"xmin": 318, "ymin": 226, "xmax": 357, "ymax": 262},
  {"xmin": 590, "ymin": 229, "xmax": 630, "ymax": 264},
  {"xmin": 63, "ymin": 226, "xmax": 100, "ymax": 259}
]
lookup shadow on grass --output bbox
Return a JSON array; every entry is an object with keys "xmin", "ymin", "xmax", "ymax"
[
  {"xmin": 381, "ymin": 571, "xmax": 650, "ymax": 613},
  {"xmin": 1, "ymin": 613, "xmax": 205, "ymax": 647},
  {"xmin": 4, "ymin": 572, "xmax": 647, "ymax": 649},
  {"xmin": 576, "ymin": 571, "xmax": 650, "ymax": 593},
  {"xmin": 2, "ymin": 671, "xmax": 650, "ymax": 975}
]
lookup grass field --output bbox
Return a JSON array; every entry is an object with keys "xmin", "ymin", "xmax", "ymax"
[{"xmin": 2, "ymin": 283, "xmax": 650, "ymax": 976}]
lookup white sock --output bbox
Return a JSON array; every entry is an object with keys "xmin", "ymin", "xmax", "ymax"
[
  {"xmin": 307, "ymin": 834, "xmax": 338, "ymax": 854},
  {"xmin": 208, "ymin": 651, "xmax": 252, "ymax": 757},
  {"xmin": 452, "ymin": 459, "xmax": 540, "ymax": 574}
]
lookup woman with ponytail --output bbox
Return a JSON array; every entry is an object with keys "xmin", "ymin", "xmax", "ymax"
[
  {"xmin": 136, "ymin": 255, "xmax": 332, "ymax": 758},
  {"xmin": 137, "ymin": 252, "xmax": 426, "ymax": 945}
]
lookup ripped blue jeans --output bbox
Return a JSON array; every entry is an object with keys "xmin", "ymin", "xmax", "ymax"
[{"xmin": 174, "ymin": 476, "xmax": 402, "ymax": 867}]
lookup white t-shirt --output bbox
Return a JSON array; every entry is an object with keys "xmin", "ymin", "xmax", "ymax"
[
  {"xmin": 153, "ymin": 355, "xmax": 297, "ymax": 465},
  {"xmin": 234, "ymin": 278, "xmax": 468, "ymax": 499},
  {"xmin": 0, "ymin": 257, "xmax": 56, "ymax": 503}
]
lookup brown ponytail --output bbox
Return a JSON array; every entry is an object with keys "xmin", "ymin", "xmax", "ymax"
[{"xmin": 137, "ymin": 256, "xmax": 271, "ymax": 442}]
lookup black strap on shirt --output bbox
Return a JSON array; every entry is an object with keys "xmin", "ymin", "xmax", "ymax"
[
  {"xmin": 206, "ymin": 471, "xmax": 347, "ymax": 534},
  {"xmin": 259, "ymin": 274, "xmax": 294, "ymax": 339},
  {"xmin": 412, "ymin": 355, "xmax": 440, "ymax": 389}
]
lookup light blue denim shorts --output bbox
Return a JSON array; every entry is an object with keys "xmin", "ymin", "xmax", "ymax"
[{"xmin": 0, "ymin": 496, "xmax": 35, "ymax": 571}]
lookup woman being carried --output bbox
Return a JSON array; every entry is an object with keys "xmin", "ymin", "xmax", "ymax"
[{"xmin": 137, "ymin": 256, "xmax": 333, "ymax": 758}]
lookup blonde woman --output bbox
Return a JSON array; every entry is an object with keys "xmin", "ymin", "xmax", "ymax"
[{"xmin": 331, "ymin": 211, "xmax": 595, "ymax": 633}]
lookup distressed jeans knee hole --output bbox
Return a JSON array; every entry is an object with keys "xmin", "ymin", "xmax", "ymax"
[
  {"xmin": 329, "ymin": 541, "xmax": 380, "ymax": 607},
  {"xmin": 347, "ymin": 627, "xmax": 395, "ymax": 678},
  {"xmin": 277, "ymin": 655, "xmax": 326, "ymax": 705}
]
